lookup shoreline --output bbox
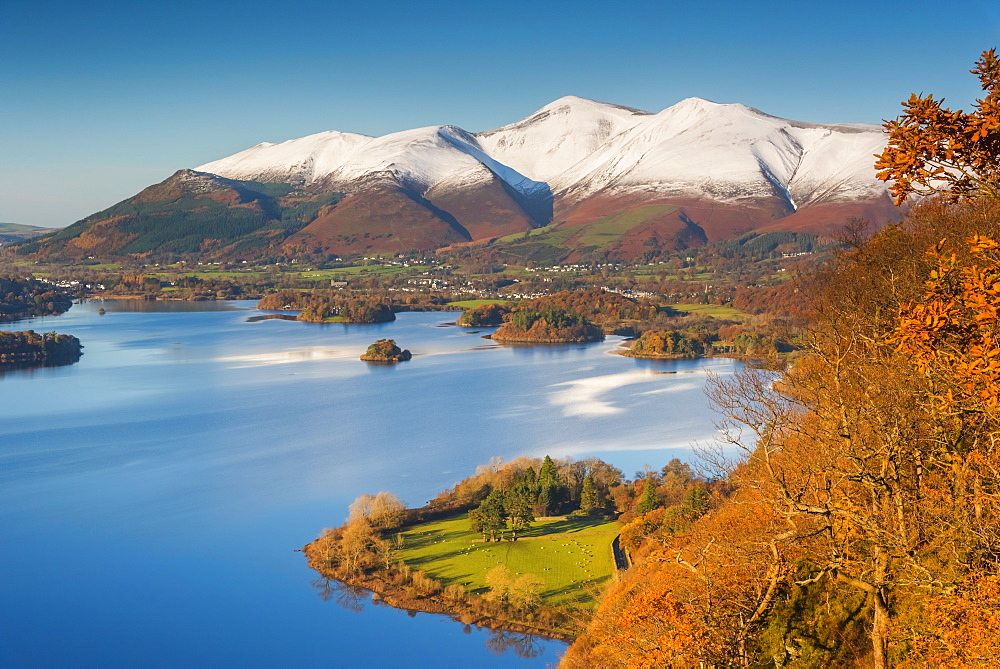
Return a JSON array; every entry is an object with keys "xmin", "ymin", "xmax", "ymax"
[{"xmin": 313, "ymin": 567, "xmax": 577, "ymax": 643}]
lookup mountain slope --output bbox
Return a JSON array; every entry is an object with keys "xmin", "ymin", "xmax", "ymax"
[
  {"xmin": 20, "ymin": 170, "xmax": 313, "ymax": 259},
  {"xmin": 0, "ymin": 222, "xmax": 57, "ymax": 245}
]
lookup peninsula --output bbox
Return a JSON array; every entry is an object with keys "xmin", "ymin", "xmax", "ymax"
[{"xmin": 303, "ymin": 455, "xmax": 710, "ymax": 641}]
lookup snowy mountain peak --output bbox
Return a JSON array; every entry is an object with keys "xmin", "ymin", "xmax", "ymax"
[
  {"xmin": 475, "ymin": 97, "xmax": 650, "ymax": 183},
  {"xmin": 191, "ymin": 95, "xmax": 890, "ymax": 233},
  {"xmin": 533, "ymin": 95, "xmax": 652, "ymax": 116},
  {"xmin": 668, "ymin": 96, "xmax": 722, "ymax": 110}
]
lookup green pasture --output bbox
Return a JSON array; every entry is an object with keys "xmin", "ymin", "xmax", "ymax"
[
  {"xmin": 669, "ymin": 303, "xmax": 749, "ymax": 320},
  {"xmin": 576, "ymin": 205, "xmax": 679, "ymax": 249},
  {"xmin": 446, "ymin": 299, "xmax": 512, "ymax": 308},
  {"xmin": 151, "ymin": 270, "xmax": 264, "ymax": 280},
  {"xmin": 396, "ymin": 514, "xmax": 618, "ymax": 608},
  {"xmin": 297, "ymin": 264, "xmax": 434, "ymax": 278},
  {"xmin": 495, "ymin": 223, "xmax": 565, "ymax": 244}
]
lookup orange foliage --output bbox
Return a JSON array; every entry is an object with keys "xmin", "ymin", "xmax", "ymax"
[
  {"xmin": 876, "ymin": 49, "xmax": 1000, "ymax": 203},
  {"xmin": 896, "ymin": 235, "xmax": 1000, "ymax": 415},
  {"xmin": 899, "ymin": 574, "xmax": 1000, "ymax": 667},
  {"xmin": 564, "ymin": 489, "xmax": 790, "ymax": 667}
]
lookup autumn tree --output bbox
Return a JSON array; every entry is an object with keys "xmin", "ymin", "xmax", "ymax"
[
  {"xmin": 347, "ymin": 491, "xmax": 406, "ymax": 529},
  {"xmin": 484, "ymin": 565, "xmax": 544, "ymax": 613},
  {"xmin": 895, "ymin": 234, "xmax": 1000, "ymax": 416},
  {"xmin": 701, "ymin": 217, "xmax": 1000, "ymax": 667},
  {"xmin": 368, "ymin": 491, "xmax": 406, "ymax": 529},
  {"xmin": 564, "ymin": 486, "xmax": 791, "ymax": 668},
  {"xmin": 876, "ymin": 49, "xmax": 1000, "ymax": 203},
  {"xmin": 901, "ymin": 573, "xmax": 1000, "ymax": 665},
  {"xmin": 338, "ymin": 518, "xmax": 391, "ymax": 575}
]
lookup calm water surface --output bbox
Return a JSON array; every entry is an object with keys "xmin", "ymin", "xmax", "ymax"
[{"xmin": 0, "ymin": 300, "xmax": 738, "ymax": 667}]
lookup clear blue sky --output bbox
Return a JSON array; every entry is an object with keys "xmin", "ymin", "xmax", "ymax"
[{"xmin": 2, "ymin": 0, "xmax": 998, "ymax": 228}]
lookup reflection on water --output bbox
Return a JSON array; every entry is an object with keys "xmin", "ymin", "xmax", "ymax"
[
  {"xmin": 314, "ymin": 577, "xmax": 368, "ymax": 613},
  {"xmin": 486, "ymin": 630, "xmax": 547, "ymax": 660},
  {"xmin": 549, "ymin": 369, "xmax": 683, "ymax": 417},
  {"xmin": 84, "ymin": 297, "xmax": 251, "ymax": 313},
  {"xmin": 313, "ymin": 576, "xmax": 549, "ymax": 660},
  {"xmin": 219, "ymin": 346, "xmax": 355, "ymax": 367},
  {"xmin": 0, "ymin": 300, "xmax": 737, "ymax": 667}
]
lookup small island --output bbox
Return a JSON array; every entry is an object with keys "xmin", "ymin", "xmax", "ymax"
[
  {"xmin": 0, "ymin": 330, "xmax": 83, "ymax": 369},
  {"xmin": 360, "ymin": 339, "xmax": 411, "ymax": 363},
  {"xmin": 618, "ymin": 329, "xmax": 707, "ymax": 359},
  {"xmin": 490, "ymin": 307, "xmax": 604, "ymax": 344},
  {"xmin": 257, "ymin": 290, "xmax": 395, "ymax": 324}
]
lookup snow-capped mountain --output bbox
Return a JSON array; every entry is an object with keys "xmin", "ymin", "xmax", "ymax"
[
  {"xmin": 33, "ymin": 97, "xmax": 898, "ymax": 262},
  {"xmin": 196, "ymin": 95, "xmax": 887, "ymax": 210},
  {"xmin": 548, "ymin": 98, "xmax": 887, "ymax": 205}
]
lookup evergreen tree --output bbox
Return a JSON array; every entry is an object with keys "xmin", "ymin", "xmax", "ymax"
[
  {"xmin": 514, "ymin": 466, "xmax": 537, "ymax": 490},
  {"xmin": 681, "ymin": 482, "xmax": 710, "ymax": 520},
  {"xmin": 635, "ymin": 476, "xmax": 660, "ymax": 515},
  {"xmin": 580, "ymin": 473, "xmax": 599, "ymax": 515},
  {"xmin": 504, "ymin": 485, "xmax": 535, "ymax": 540},
  {"xmin": 469, "ymin": 489, "xmax": 507, "ymax": 542},
  {"xmin": 536, "ymin": 455, "xmax": 567, "ymax": 515},
  {"xmin": 537, "ymin": 455, "xmax": 558, "ymax": 487}
]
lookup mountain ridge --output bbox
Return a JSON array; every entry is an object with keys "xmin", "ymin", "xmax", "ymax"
[{"xmin": 21, "ymin": 96, "xmax": 899, "ymax": 262}]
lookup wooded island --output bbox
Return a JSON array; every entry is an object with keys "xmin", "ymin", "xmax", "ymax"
[
  {"xmin": 359, "ymin": 339, "xmax": 411, "ymax": 363},
  {"xmin": 0, "ymin": 330, "xmax": 82, "ymax": 368}
]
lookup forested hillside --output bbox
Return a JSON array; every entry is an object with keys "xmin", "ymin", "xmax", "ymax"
[{"xmin": 563, "ymin": 50, "xmax": 1000, "ymax": 668}]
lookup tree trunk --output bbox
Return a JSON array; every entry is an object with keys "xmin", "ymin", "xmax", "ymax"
[{"xmin": 871, "ymin": 588, "xmax": 890, "ymax": 669}]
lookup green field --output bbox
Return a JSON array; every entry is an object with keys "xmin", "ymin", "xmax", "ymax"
[
  {"xmin": 397, "ymin": 514, "xmax": 618, "ymax": 607},
  {"xmin": 151, "ymin": 270, "xmax": 264, "ymax": 280},
  {"xmin": 146, "ymin": 263, "xmax": 436, "ymax": 282},
  {"xmin": 669, "ymin": 303, "xmax": 749, "ymax": 320},
  {"xmin": 297, "ymin": 264, "xmax": 435, "ymax": 278},
  {"xmin": 446, "ymin": 299, "xmax": 512, "ymax": 308}
]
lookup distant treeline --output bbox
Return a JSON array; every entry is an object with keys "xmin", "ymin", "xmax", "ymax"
[
  {"xmin": 0, "ymin": 330, "xmax": 82, "ymax": 368},
  {"xmin": 0, "ymin": 276, "xmax": 74, "ymax": 321},
  {"xmin": 457, "ymin": 289, "xmax": 794, "ymax": 357}
]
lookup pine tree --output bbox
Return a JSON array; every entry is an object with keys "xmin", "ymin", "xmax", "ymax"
[
  {"xmin": 504, "ymin": 485, "xmax": 535, "ymax": 540},
  {"xmin": 580, "ymin": 473, "xmax": 599, "ymax": 515},
  {"xmin": 536, "ymin": 455, "xmax": 567, "ymax": 515},
  {"xmin": 470, "ymin": 489, "xmax": 507, "ymax": 542},
  {"xmin": 635, "ymin": 476, "xmax": 659, "ymax": 515}
]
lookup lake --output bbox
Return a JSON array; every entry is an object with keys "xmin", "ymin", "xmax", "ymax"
[{"xmin": 0, "ymin": 300, "xmax": 738, "ymax": 667}]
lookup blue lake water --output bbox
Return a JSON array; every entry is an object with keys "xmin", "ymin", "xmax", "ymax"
[{"xmin": 0, "ymin": 300, "xmax": 738, "ymax": 667}]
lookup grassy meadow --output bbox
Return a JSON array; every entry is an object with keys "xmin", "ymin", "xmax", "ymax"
[
  {"xmin": 446, "ymin": 299, "xmax": 512, "ymax": 308},
  {"xmin": 668, "ymin": 303, "xmax": 748, "ymax": 320},
  {"xmin": 396, "ymin": 514, "xmax": 619, "ymax": 608}
]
